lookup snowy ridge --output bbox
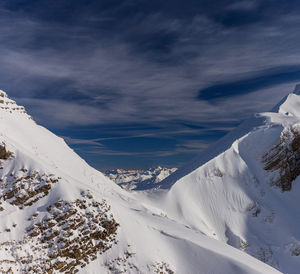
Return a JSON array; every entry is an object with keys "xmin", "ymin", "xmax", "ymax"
[
  {"xmin": 0, "ymin": 91, "xmax": 281, "ymax": 274},
  {"xmin": 146, "ymin": 86, "xmax": 300, "ymax": 274},
  {"xmin": 160, "ymin": 86, "xmax": 300, "ymax": 189},
  {"xmin": 159, "ymin": 114, "xmax": 265, "ymax": 189}
]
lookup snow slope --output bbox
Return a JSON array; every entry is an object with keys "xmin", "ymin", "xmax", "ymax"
[
  {"xmin": 105, "ymin": 166, "xmax": 177, "ymax": 190},
  {"xmin": 0, "ymin": 89, "xmax": 280, "ymax": 274},
  {"xmin": 147, "ymin": 85, "xmax": 300, "ymax": 274}
]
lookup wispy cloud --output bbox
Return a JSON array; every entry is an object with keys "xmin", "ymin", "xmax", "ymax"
[
  {"xmin": 61, "ymin": 136, "xmax": 104, "ymax": 147},
  {"xmin": 226, "ymin": 0, "xmax": 261, "ymax": 11},
  {"xmin": 0, "ymin": 2, "xmax": 300, "ymax": 167},
  {"xmin": 61, "ymin": 131, "xmax": 211, "ymax": 157}
]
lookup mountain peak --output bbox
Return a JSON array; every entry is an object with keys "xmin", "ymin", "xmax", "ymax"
[
  {"xmin": 0, "ymin": 90, "xmax": 8, "ymax": 98},
  {"xmin": 0, "ymin": 90, "xmax": 30, "ymax": 118},
  {"xmin": 276, "ymin": 86, "xmax": 300, "ymax": 118}
]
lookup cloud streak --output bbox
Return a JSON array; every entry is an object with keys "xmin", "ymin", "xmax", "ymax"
[
  {"xmin": 1, "ymin": 9, "xmax": 298, "ymax": 123},
  {"xmin": 0, "ymin": 1, "xmax": 300, "ymax": 167}
]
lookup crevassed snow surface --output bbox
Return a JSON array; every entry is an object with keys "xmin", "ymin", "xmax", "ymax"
[{"xmin": 0, "ymin": 89, "xmax": 284, "ymax": 274}]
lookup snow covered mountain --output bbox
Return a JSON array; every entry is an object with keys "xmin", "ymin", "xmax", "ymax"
[
  {"xmin": 105, "ymin": 166, "xmax": 177, "ymax": 190},
  {"xmin": 0, "ymin": 89, "xmax": 280, "ymax": 274},
  {"xmin": 143, "ymin": 84, "xmax": 300, "ymax": 274}
]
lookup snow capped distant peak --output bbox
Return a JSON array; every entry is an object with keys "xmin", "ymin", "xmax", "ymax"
[{"xmin": 106, "ymin": 166, "xmax": 177, "ymax": 190}]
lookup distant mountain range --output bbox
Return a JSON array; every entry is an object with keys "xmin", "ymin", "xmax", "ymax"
[{"xmin": 105, "ymin": 166, "xmax": 177, "ymax": 190}]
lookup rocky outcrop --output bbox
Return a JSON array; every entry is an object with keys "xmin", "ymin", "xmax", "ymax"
[
  {"xmin": 263, "ymin": 126, "xmax": 300, "ymax": 191},
  {"xmin": 0, "ymin": 193, "xmax": 119, "ymax": 273}
]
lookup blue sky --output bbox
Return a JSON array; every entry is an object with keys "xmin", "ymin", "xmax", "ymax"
[{"xmin": 1, "ymin": 0, "xmax": 300, "ymax": 170}]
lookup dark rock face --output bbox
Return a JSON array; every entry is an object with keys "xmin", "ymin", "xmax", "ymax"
[
  {"xmin": 0, "ymin": 194, "xmax": 119, "ymax": 273},
  {"xmin": 0, "ymin": 170, "xmax": 59, "ymax": 209},
  {"xmin": 263, "ymin": 127, "xmax": 300, "ymax": 191},
  {"xmin": 0, "ymin": 144, "xmax": 12, "ymax": 160},
  {"xmin": 26, "ymin": 196, "xmax": 119, "ymax": 273}
]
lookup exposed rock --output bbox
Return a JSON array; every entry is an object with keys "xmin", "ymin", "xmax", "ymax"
[
  {"xmin": 0, "ymin": 143, "xmax": 12, "ymax": 160},
  {"xmin": 263, "ymin": 126, "xmax": 300, "ymax": 191}
]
